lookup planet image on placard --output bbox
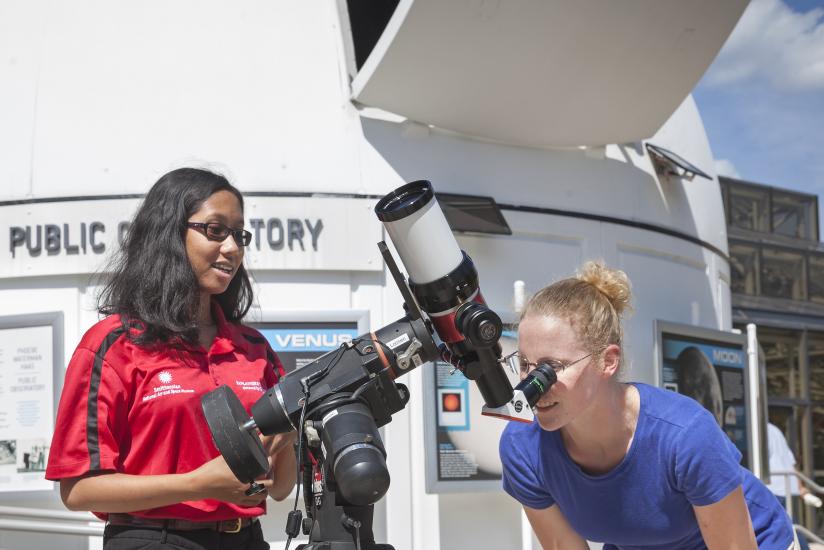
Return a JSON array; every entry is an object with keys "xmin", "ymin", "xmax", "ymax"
[{"xmin": 442, "ymin": 392, "xmax": 462, "ymax": 412}]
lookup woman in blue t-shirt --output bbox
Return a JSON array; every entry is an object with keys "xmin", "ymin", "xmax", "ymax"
[{"xmin": 499, "ymin": 261, "xmax": 796, "ymax": 549}]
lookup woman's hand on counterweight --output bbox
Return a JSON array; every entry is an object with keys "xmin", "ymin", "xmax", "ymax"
[{"xmin": 187, "ymin": 455, "xmax": 272, "ymax": 506}]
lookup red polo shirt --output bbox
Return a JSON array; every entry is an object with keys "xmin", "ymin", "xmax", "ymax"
[{"xmin": 46, "ymin": 305, "xmax": 285, "ymax": 521}]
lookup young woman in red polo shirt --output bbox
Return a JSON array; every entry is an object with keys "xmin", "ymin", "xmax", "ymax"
[{"xmin": 46, "ymin": 168, "xmax": 295, "ymax": 550}]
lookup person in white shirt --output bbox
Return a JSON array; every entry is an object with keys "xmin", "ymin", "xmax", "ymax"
[{"xmin": 766, "ymin": 421, "xmax": 822, "ymax": 550}]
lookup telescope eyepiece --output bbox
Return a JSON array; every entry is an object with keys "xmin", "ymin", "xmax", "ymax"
[{"xmin": 516, "ymin": 364, "xmax": 558, "ymax": 408}]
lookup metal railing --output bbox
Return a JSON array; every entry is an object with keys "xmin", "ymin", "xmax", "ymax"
[
  {"xmin": 772, "ymin": 470, "xmax": 824, "ymax": 546},
  {"xmin": 0, "ymin": 505, "xmax": 103, "ymax": 536}
]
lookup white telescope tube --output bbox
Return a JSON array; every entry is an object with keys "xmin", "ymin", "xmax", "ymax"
[{"xmin": 375, "ymin": 181, "xmax": 463, "ymax": 284}]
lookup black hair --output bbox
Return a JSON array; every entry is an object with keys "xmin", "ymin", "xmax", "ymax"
[{"xmin": 99, "ymin": 167, "xmax": 253, "ymax": 345}]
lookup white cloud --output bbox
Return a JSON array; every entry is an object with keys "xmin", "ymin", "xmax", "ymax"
[
  {"xmin": 715, "ymin": 159, "xmax": 741, "ymax": 178},
  {"xmin": 704, "ymin": 0, "xmax": 824, "ymax": 91}
]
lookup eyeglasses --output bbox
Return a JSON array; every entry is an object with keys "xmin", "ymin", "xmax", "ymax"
[
  {"xmin": 186, "ymin": 222, "xmax": 252, "ymax": 247},
  {"xmin": 500, "ymin": 350, "xmax": 596, "ymax": 376}
]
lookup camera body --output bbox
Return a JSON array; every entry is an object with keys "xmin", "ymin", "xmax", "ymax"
[{"xmin": 251, "ymin": 316, "xmax": 437, "ymax": 438}]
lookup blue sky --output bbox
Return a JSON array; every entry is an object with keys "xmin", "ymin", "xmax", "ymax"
[{"xmin": 693, "ymin": 0, "xmax": 824, "ymax": 238}]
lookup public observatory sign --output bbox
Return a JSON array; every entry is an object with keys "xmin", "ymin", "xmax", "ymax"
[{"xmin": 0, "ymin": 196, "xmax": 382, "ymax": 279}]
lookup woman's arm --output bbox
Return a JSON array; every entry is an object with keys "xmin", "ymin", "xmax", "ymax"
[
  {"xmin": 693, "ymin": 485, "xmax": 757, "ymax": 550},
  {"xmin": 523, "ymin": 504, "xmax": 589, "ymax": 550},
  {"xmin": 263, "ymin": 432, "xmax": 297, "ymax": 501},
  {"xmin": 60, "ymin": 455, "xmax": 272, "ymax": 512}
]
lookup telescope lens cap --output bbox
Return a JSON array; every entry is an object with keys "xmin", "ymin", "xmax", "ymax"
[
  {"xmin": 335, "ymin": 446, "xmax": 390, "ymax": 506},
  {"xmin": 375, "ymin": 180, "xmax": 434, "ymax": 222}
]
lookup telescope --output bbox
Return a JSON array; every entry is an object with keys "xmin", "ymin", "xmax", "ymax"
[{"xmin": 201, "ymin": 180, "xmax": 557, "ymax": 550}]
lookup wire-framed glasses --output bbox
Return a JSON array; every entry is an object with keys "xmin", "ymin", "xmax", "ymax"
[
  {"xmin": 500, "ymin": 350, "xmax": 596, "ymax": 376},
  {"xmin": 187, "ymin": 222, "xmax": 252, "ymax": 247}
]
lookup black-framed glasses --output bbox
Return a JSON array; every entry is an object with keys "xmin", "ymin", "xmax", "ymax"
[
  {"xmin": 186, "ymin": 222, "xmax": 252, "ymax": 247},
  {"xmin": 501, "ymin": 350, "xmax": 596, "ymax": 376}
]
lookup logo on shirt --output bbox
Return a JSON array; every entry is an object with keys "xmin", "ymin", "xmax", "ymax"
[
  {"xmin": 236, "ymin": 380, "xmax": 264, "ymax": 392},
  {"xmin": 141, "ymin": 369, "xmax": 195, "ymax": 404}
]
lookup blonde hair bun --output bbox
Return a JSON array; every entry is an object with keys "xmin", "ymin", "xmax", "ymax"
[{"xmin": 577, "ymin": 261, "xmax": 632, "ymax": 317}]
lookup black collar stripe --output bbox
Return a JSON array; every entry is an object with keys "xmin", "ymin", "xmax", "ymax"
[
  {"xmin": 265, "ymin": 349, "xmax": 280, "ymax": 383},
  {"xmin": 242, "ymin": 334, "xmax": 267, "ymax": 345}
]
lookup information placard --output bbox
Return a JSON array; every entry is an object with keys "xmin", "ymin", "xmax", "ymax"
[
  {"xmin": 424, "ymin": 330, "xmax": 520, "ymax": 493},
  {"xmin": 0, "ymin": 312, "xmax": 63, "ymax": 493},
  {"xmin": 655, "ymin": 321, "xmax": 752, "ymax": 470}
]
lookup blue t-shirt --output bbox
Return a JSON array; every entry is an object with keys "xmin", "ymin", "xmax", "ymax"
[{"xmin": 499, "ymin": 383, "xmax": 792, "ymax": 549}]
